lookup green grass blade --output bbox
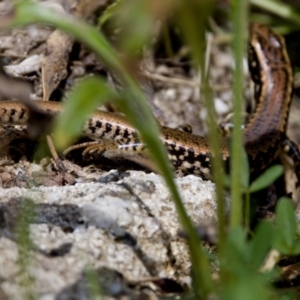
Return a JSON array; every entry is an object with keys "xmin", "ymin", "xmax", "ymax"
[
  {"xmin": 251, "ymin": 0, "xmax": 300, "ymax": 25},
  {"xmin": 53, "ymin": 77, "xmax": 118, "ymax": 149},
  {"xmin": 249, "ymin": 165, "xmax": 283, "ymax": 193},
  {"xmin": 230, "ymin": 0, "xmax": 249, "ymax": 228},
  {"xmin": 17, "ymin": 198, "xmax": 36, "ymax": 300},
  {"xmin": 274, "ymin": 197, "xmax": 298, "ymax": 255},
  {"xmin": 175, "ymin": 0, "xmax": 227, "ymax": 261},
  {"xmin": 249, "ymin": 221, "xmax": 274, "ymax": 269}
]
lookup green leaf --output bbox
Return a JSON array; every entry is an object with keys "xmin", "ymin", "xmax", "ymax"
[
  {"xmin": 292, "ymin": 241, "xmax": 300, "ymax": 254},
  {"xmin": 221, "ymin": 274, "xmax": 270, "ymax": 300},
  {"xmin": 222, "ymin": 227, "xmax": 249, "ymax": 273},
  {"xmin": 221, "ymin": 227, "xmax": 271, "ymax": 300},
  {"xmin": 99, "ymin": 0, "xmax": 123, "ymax": 26},
  {"xmin": 53, "ymin": 77, "xmax": 117, "ymax": 149},
  {"xmin": 273, "ymin": 197, "xmax": 299, "ymax": 255},
  {"xmin": 249, "ymin": 165, "xmax": 284, "ymax": 193},
  {"xmin": 248, "ymin": 221, "xmax": 274, "ymax": 269},
  {"xmin": 251, "ymin": 0, "xmax": 300, "ymax": 26}
]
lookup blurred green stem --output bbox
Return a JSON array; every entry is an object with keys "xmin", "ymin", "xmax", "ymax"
[{"xmin": 230, "ymin": 0, "xmax": 249, "ymax": 228}]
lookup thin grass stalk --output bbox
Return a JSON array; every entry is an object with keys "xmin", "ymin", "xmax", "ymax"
[
  {"xmin": 230, "ymin": 0, "xmax": 249, "ymax": 228},
  {"xmin": 85, "ymin": 268, "xmax": 103, "ymax": 299},
  {"xmin": 17, "ymin": 199, "xmax": 36, "ymax": 300},
  {"xmin": 175, "ymin": 1, "xmax": 227, "ymax": 296},
  {"xmin": 176, "ymin": 1, "xmax": 227, "ymax": 256}
]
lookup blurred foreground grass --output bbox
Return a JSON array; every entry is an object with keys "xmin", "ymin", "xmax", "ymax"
[{"xmin": 2, "ymin": 0, "xmax": 300, "ymax": 299}]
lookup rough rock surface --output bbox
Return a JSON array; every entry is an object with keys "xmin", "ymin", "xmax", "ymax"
[{"xmin": 0, "ymin": 170, "xmax": 226, "ymax": 300}]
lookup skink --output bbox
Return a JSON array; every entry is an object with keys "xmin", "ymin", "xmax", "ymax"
[{"xmin": 0, "ymin": 23, "xmax": 298, "ymax": 181}]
